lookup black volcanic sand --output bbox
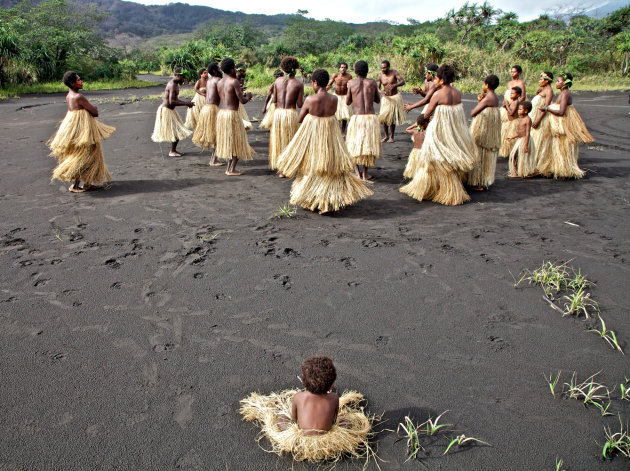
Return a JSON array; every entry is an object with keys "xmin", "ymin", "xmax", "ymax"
[{"xmin": 1, "ymin": 84, "xmax": 629, "ymax": 470}]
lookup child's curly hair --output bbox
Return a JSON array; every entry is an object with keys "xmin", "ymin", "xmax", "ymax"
[{"xmin": 301, "ymin": 356, "xmax": 336, "ymax": 394}]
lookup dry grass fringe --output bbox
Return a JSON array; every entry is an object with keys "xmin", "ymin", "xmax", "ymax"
[
  {"xmin": 192, "ymin": 104, "xmax": 218, "ymax": 149},
  {"xmin": 508, "ymin": 135, "xmax": 537, "ymax": 177},
  {"xmin": 240, "ymin": 389, "xmax": 377, "ymax": 467},
  {"xmin": 530, "ymin": 95, "xmax": 554, "ymax": 176},
  {"xmin": 403, "ymin": 147, "xmax": 422, "ymax": 180},
  {"xmin": 335, "ymin": 93, "xmax": 353, "ymax": 121},
  {"xmin": 378, "ymin": 93, "xmax": 406, "ymax": 126},
  {"xmin": 151, "ymin": 106, "xmax": 192, "ymax": 143},
  {"xmin": 400, "ymin": 159, "xmax": 471, "ymax": 206},
  {"xmin": 470, "ymin": 106, "xmax": 501, "ymax": 151},
  {"xmin": 259, "ymin": 102, "xmax": 275, "ymax": 130},
  {"xmin": 215, "ymin": 109, "xmax": 255, "ymax": 161},
  {"xmin": 546, "ymin": 105, "xmax": 593, "ymax": 179},
  {"xmin": 346, "ymin": 114, "xmax": 381, "ymax": 168},
  {"xmin": 48, "ymin": 109, "xmax": 114, "ymax": 185},
  {"xmin": 268, "ymin": 108, "xmax": 299, "ymax": 168},
  {"xmin": 276, "ymin": 115, "xmax": 354, "ymax": 179},
  {"xmin": 466, "ymin": 147, "xmax": 498, "ymax": 188},
  {"xmin": 184, "ymin": 91, "xmax": 205, "ymax": 130}
]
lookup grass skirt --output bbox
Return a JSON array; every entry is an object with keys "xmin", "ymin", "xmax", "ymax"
[
  {"xmin": 48, "ymin": 109, "xmax": 114, "ymax": 185},
  {"xmin": 335, "ymin": 93, "xmax": 353, "ymax": 121},
  {"xmin": 238, "ymin": 102, "xmax": 253, "ymax": 131},
  {"xmin": 215, "ymin": 109, "xmax": 255, "ymax": 161},
  {"xmin": 400, "ymin": 104, "xmax": 477, "ymax": 206},
  {"xmin": 151, "ymin": 106, "xmax": 192, "ymax": 143},
  {"xmin": 378, "ymin": 93, "xmax": 406, "ymax": 126},
  {"xmin": 466, "ymin": 106, "xmax": 501, "ymax": 187},
  {"xmin": 259, "ymin": 102, "xmax": 275, "ymax": 130},
  {"xmin": 185, "ymin": 91, "xmax": 205, "ymax": 130},
  {"xmin": 546, "ymin": 104, "xmax": 594, "ymax": 179},
  {"xmin": 269, "ymin": 108, "xmax": 299, "ymax": 170},
  {"xmin": 508, "ymin": 135, "xmax": 537, "ymax": 177},
  {"xmin": 192, "ymin": 104, "xmax": 218, "ymax": 150},
  {"xmin": 500, "ymin": 90, "xmax": 517, "ymax": 157},
  {"xmin": 276, "ymin": 115, "xmax": 372, "ymax": 213},
  {"xmin": 346, "ymin": 114, "xmax": 381, "ymax": 167},
  {"xmin": 240, "ymin": 389, "xmax": 373, "ymax": 463},
  {"xmin": 403, "ymin": 147, "xmax": 422, "ymax": 179},
  {"xmin": 530, "ymin": 95, "xmax": 553, "ymax": 176}
]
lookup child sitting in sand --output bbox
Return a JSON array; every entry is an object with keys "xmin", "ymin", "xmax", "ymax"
[
  {"xmin": 240, "ymin": 355, "xmax": 372, "ymax": 463},
  {"xmin": 292, "ymin": 355, "xmax": 339, "ymax": 434},
  {"xmin": 507, "ymin": 101, "xmax": 536, "ymax": 178},
  {"xmin": 403, "ymin": 114, "xmax": 429, "ymax": 179}
]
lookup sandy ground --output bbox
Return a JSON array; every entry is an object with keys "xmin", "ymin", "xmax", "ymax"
[{"xmin": 0, "ymin": 83, "xmax": 629, "ymax": 471}]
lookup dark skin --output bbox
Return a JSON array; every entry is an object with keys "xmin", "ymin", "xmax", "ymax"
[
  {"xmin": 506, "ymin": 67, "xmax": 526, "ymax": 103},
  {"xmin": 503, "ymin": 88, "xmax": 521, "ymax": 121},
  {"xmin": 532, "ymin": 77, "xmax": 554, "ymax": 129},
  {"xmin": 161, "ymin": 74, "xmax": 194, "ymax": 155},
  {"xmin": 274, "ymin": 74, "xmax": 304, "ymax": 110},
  {"xmin": 205, "ymin": 71, "xmax": 223, "ymax": 166},
  {"xmin": 471, "ymin": 82, "xmax": 499, "ymax": 118},
  {"xmin": 327, "ymin": 64, "xmax": 353, "ymax": 134},
  {"xmin": 64, "ymin": 75, "xmax": 100, "ymax": 193},
  {"xmin": 405, "ymin": 123, "xmax": 426, "ymax": 149},
  {"xmin": 217, "ymin": 66, "xmax": 253, "ymax": 176},
  {"xmin": 346, "ymin": 73, "xmax": 380, "ymax": 180},
  {"xmin": 194, "ymin": 70, "xmax": 209, "ymax": 96},
  {"xmin": 507, "ymin": 105, "xmax": 532, "ymax": 176},
  {"xmin": 542, "ymin": 76, "xmax": 573, "ymax": 117},
  {"xmin": 422, "ymin": 76, "xmax": 462, "ymax": 121},
  {"xmin": 378, "ymin": 62, "xmax": 405, "ymax": 142},
  {"xmin": 298, "ymin": 81, "xmax": 338, "ymax": 213},
  {"xmin": 274, "ymin": 72, "xmax": 304, "ymax": 178},
  {"xmin": 404, "ymin": 71, "xmax": 436, "ymax": 112},
  {"xmin": 292, "ymin": 387, "xmax": 339, "ymax": 435}
]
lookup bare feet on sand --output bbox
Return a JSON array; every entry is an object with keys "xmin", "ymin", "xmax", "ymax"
[
  {"xmin": 169, "ymin": 151, "xmax": 182, "ymax": 157},
  {"xmin": 68, "ymin": 184, "xmax": 85, "ymax": 193},
  {"xmin": 225, "ymin": 171, "xmax": 243, "ymax": 176}
]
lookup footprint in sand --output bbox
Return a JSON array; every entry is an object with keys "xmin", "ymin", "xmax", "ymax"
[{"xmin": 173, "ymin": 394, "xmax": 194, "ymax": 429}]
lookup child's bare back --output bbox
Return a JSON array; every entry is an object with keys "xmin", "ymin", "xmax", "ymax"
[{"xmin": 291, "ymin": 356, "xmax": 339, "ymax": 435}]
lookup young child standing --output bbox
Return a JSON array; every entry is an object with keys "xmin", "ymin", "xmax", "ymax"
[
  {"xmin": 403, "ymin": 114, "xmax": 429, "ymax": 179},
  {"xmin": 508, "ymin": 101, "xmax": 537, "ymax": 177},
  {"xmin": 500, "ymin": 86, "xmax": 522, "ymax": 158},
  {"xmin": 240, "ymin": 355, "xmax": 373, "ymax": 463}
]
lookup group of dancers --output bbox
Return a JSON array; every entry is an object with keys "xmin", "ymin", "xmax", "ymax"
[{"xmin": 48, "ymin": 58, "xmax": 594, "ymax": 211}]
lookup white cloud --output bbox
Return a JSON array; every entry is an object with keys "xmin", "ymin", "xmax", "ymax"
[{"xmin": 134, "ymin": 0, "xmax": 598, "ymax": 24}]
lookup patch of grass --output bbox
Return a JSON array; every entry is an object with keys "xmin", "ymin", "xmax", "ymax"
[
  {"xmin": 545, "ymin": 371, "xmax": 562, "ymax": 398},
  {"xmin": 592, "ymin": 401, "xmax": 614, "ymax": 417},
  {"xmin": 197, "ymin": 233, "xmax": 218, "ymax": 243},
  {"xmin": 274, "ymin": 203, "xmax": 297, "ymax": 219},
  {"xmin": 419, "ymin": 410, "xmax": 452, "ymax": 436},
  {"xmin": 602, "ymin": 416, "xmax": 630, "ymax": 459},
  {"xmin": 589, "ymin": 316, "xmax": 624, "ymax": 355},
  {"xmin": 0, "ymin": 79, "xmax": 160, "ymax": 99},
  {"xmin": 619, "ymin": 380, "xmax": 630, "ymax": 402},
  {"xmin": 54, "ymin": 230, "xmax": 63, "ymax": 241},
  {"xmin": 397, "ymin": 416, "xmax": 425, "ymax": 462},
  {"xmin": 563, "ymin": 371, "xmax": 610, "ymax": 406},
  {"xmin": 443, "ymin": 434, "xmax": 490, "ymax": 455},
  {"xmin": 515, "ymin": 260, "xmax": 572, "ymax": 298}
]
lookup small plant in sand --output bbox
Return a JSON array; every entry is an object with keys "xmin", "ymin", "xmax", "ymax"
[
  {"xmin": 197, "ymin": 232, "xmax": 218, "ymax": 243},
  {"xmin": 54, "ymin": 230, "xmax": 63, "ymax": 241},
  {"xmin": 397, "ymin": 416, "xmax": 425, "ymax": 461},
  {"xmin": 274, "ymin": 203, "xmax": 297, "ymax": 219},
  {"xmin": 555, "ymin": 457, "xmax": 566, "ymax": 471},
  {"xmin": 589, "ymin": 316, "xmax": 624, "ymax": 355},
  {"xmin": 592, "ymin": 401, "xmax": 614, "ymax": 417},
  {"xmin": 515, "ymin": 260, "xmax": 571, "ymax": 297},
  {"xmin": 620, "ymin": 380, "xmax": 630, "ymax": 402},
  {"xmin": 545, "ymin": 371, "xmax": 562, "ymax": 398},
  {"xmin": 562, "ymin": 284, "xmax": 598, "ymax": 318},
  {"xmin": 602, "ymin": 416, "xmax": 630, "ymax": 459},
  {"xmin": 563, "ymin": 371, "xmax": 610, "ymax": 406},
  {"xmin": 443, "ymin": 434, "xmax": 490, "ymax": 454},
  {"xmin": 419, "ymin": 410, "xmax": 452, "ymax": 436}
]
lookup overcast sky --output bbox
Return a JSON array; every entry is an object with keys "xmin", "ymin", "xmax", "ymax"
[{"xmin": 133, "ymin": 0, "xmax": 613, "ymax": 23}]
